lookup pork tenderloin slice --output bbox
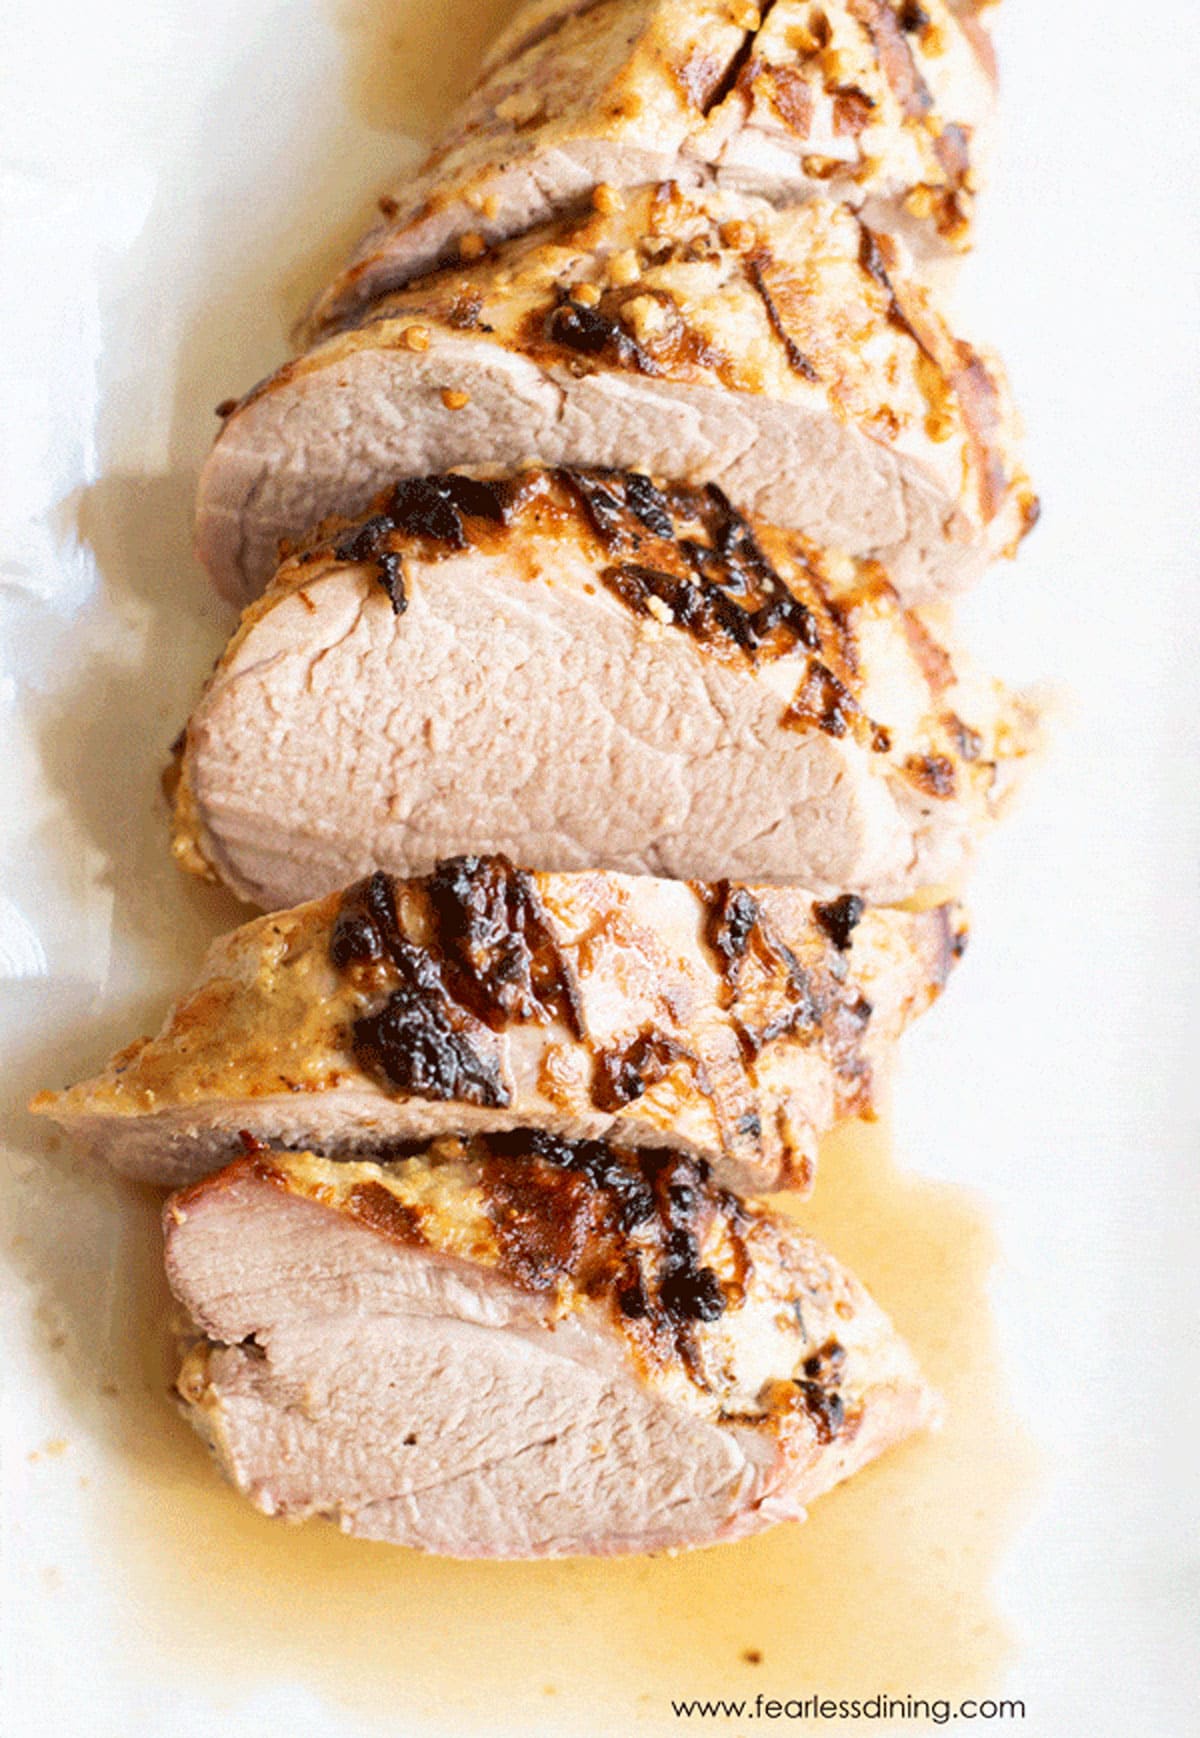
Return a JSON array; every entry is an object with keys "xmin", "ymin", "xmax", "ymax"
[
  {"xmin": 31, "ymin": 859, "xmax": 964, "ymax": 1193},
  {"xmin": 179, "ymin": 469, "xmax": 1035, "ymax": 910},
  {"xmin": 166, "ymin": 1139, "xmax": 936, "ymax": 1556},
  {"xmin": 304, "ymin": 0, "xmax": 993, "ymax": 338},
  {"xmin": 198, "ymin": 187, "xmax": 1036, "ymax": 606}
]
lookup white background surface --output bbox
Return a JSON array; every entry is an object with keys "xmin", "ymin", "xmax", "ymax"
[{"xmin": 2, "ymin": 2, "xmax": 1198, "ymax": 1734}]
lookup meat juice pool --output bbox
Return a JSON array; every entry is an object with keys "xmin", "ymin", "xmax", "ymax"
[{"xmin": 97, "ymin": 1114, "xmax": 1033, "ymax": 1734}]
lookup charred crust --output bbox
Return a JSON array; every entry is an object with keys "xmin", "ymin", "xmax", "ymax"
[
  {"xmin": 332, "ymin": 857, "xmax": 585, "ymax": 1103},
  {"xmin": 482, "ymin": 1156, "xmax": 601, "ymax": 1291},
  {"xmin": 544, "ymin": 293, "xmax": 651, "ymax": 370},
  {"xmin": 332, "ymin": 870, "xmax": 509, "ymax": 1108},
  {"xmin": 334, "ymin": 514, "xmax": 409, "ymax": 613},
  {"xmin": 792, "ymin": 1379, "xmax": 846, "ymax": 1442},
  {"xmin": 566, "ymin": 470, "xmax": 825, "ymax": 664},
  {"xmin": 353, "ymin": 987, "xmax": 509, "ymax": 1107},
  {"xmin": 703, "ymin": 882, "xmax": 762, "ymax": 988},
  {"xmin": 592, "ymin": 1031, "xmax": 696, "ymax": 1112},
  {"xmin": 793, "ymin": 1335, "xmax": 847, "ymax": 1441},
  {"xmin": 330, "ymin": 474, "xmax": 525, "ymax": 605},
  {"xmin": 783, "ymin": 657, "xmax": 876, "ymax": 742},
  {"xmin": 477, "ymin": 1135, "xmax": 739, "ymax": 1359},
  {"xmin": 330, "ymin": 870, "xmax": 406, "ymax": 972},
  {"xmin": 425, "ymin": 854, "xmax": 585, "ymax": 1037},
  {"xmin": 486, "ymin": 1127, "xmax": 655, "ymax": 1232},
  {"xmin": 344, "ymin": 1181, "xmax": 426, "ymax": 1243},
  {"xmin": 812, "ymin": 895, "xmax": 865, "ymax": 951}
]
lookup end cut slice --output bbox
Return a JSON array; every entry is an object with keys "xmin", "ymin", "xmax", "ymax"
[{"xmin": 166, "ymin": 1138, "xmax": 936, "ymax": 1557}]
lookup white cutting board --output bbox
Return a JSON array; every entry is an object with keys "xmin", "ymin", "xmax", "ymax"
[{"xmin": 1, "ymin": 3, "xmax": 1197, "ymax": 1735}]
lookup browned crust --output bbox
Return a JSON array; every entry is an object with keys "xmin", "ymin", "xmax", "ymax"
[
  {"xmin": 168, "ymin": 1135, "xmax": 877, "ymax": 1434},
  {"xmin": 301, "ymin": 0, "xmax": 997, "ymax": 337}
]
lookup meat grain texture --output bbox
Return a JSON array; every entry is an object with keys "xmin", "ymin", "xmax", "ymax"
[
  {"xmin": 166, "ymin": 1140, "xmax": 936, "ymax": 1556},
  {"xmin": 197, "ymin": 187, "xmax": 1035, "ymax": 607},
  {"xmin": 305, "ymin": 0, "xmax": 997, "ymax": 337},
  {"xmin": 177, "ymin": 469, "xmax": 1036, "ymax": 910},
  {"xmin": 32, "ymin": 860, "xmax": 964, "ymax": 1194}
]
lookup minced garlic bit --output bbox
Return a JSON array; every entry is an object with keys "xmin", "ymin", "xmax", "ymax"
[
  {"xmin": 644, "ymin": 594, "xmax": 674, "ymax": 625},
  {"xmin": 608, "ymin": 248, "xmax": 641, "ymax": 288},
  {"xmin": 402, "ymin": 324, "xmax": 432, "ymax": 352},
  {"xmin": 570, "ymin": 281, "xmax": 602, "ymax": 307},
  {"xmin": 459, "ymin": 232, "xmax": 487, "ymax": 261},
  {"xmin": 441, "ymin": 388, "xmax": 471, "ymax": 410},
  {"xmin": 620, "ymin": 295, "xmax": 671, "ymax": 344},
  {"xmin": 719, "ymin": 219, "xmax": 756, "ymax": 251},
  {"xmin": 904, "ymin": 184, "xmax": 936, "ymax": 220},
  {"xmin": 731, "ymin": 2, "xmax": 761, "ymax": 28},
  {"xmin": 819, "ymin": 48, "xmax": 859, "ymax": 87},
  {"xmin": 496, "ymin": 88, "xmax": 545, "ymax": 125},
  {"xmin": 592, "ymin": 183, "xmax": 624, "ymax": 215}
]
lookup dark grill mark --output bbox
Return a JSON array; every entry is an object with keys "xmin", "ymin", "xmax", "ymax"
[
  {"xmin": 486, "ymin": 1127, "xmax": 655, "ymax": 1232},
  {"xmin": 696, "ymin": 0, "xmax": 780, "ymax": 117},
  {"xmin": 858, "ymin": 222, "xmax": 923, "ymax": 351},
  {"xmin": 793, "ymin": 1380, "xmax": 846, "ymax": 1442},
  {"xmin": 332, "ymin": 870, "xmax": 498, "ymax": 1108},
  {"xmin": 746, "ymin": 255, "xmax": 821, "ymax": 382},
  {"xmin": 544, "ymin": 296, "xmax": 652, "ymax": 371},
  {"xmin": 329, "ymin": 472, "xmax": 523, "ymax": 605},
  {"xmin": 330, "ymin": 868, "xmax": 407, "ymax": 970}
]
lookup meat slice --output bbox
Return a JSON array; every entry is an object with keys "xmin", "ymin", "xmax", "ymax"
[
  {"xmin": 197, "ymin": 187, "xmax": 1036, "ymax": 607},
  {"xmin": 303, "ymin": 0, "xmax": 995, "ymax": 338},
  {"xmin": 165, "ymin": 1139, "xmax": 936, "ymax": 1556},
  {"xmin": 31, "ymin": 861, "xmax": 964, "ymax": 1194},
  {"xmin": 177, "ymin": 469, "xmax": 1036, "ymax": 910}
]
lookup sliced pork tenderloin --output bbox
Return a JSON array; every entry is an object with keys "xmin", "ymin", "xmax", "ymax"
[
  {"xmin": 178, "ymin": 469, "xmax": 1036, "ymax": 910},
  {"xmin": 31, "ymin": 860, "xmax": 963, "ymax": 1194},
  {"xmin": 197, "ymin": 187, "xmax": 1036, "ymax": 607},
  {"xmin": 304, "ymin": 0, "xmax": 995, "ymax": 339},
  {"xmin": 166, "ymin": 1138, "xmax": 935, "ymax": 1556}
]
